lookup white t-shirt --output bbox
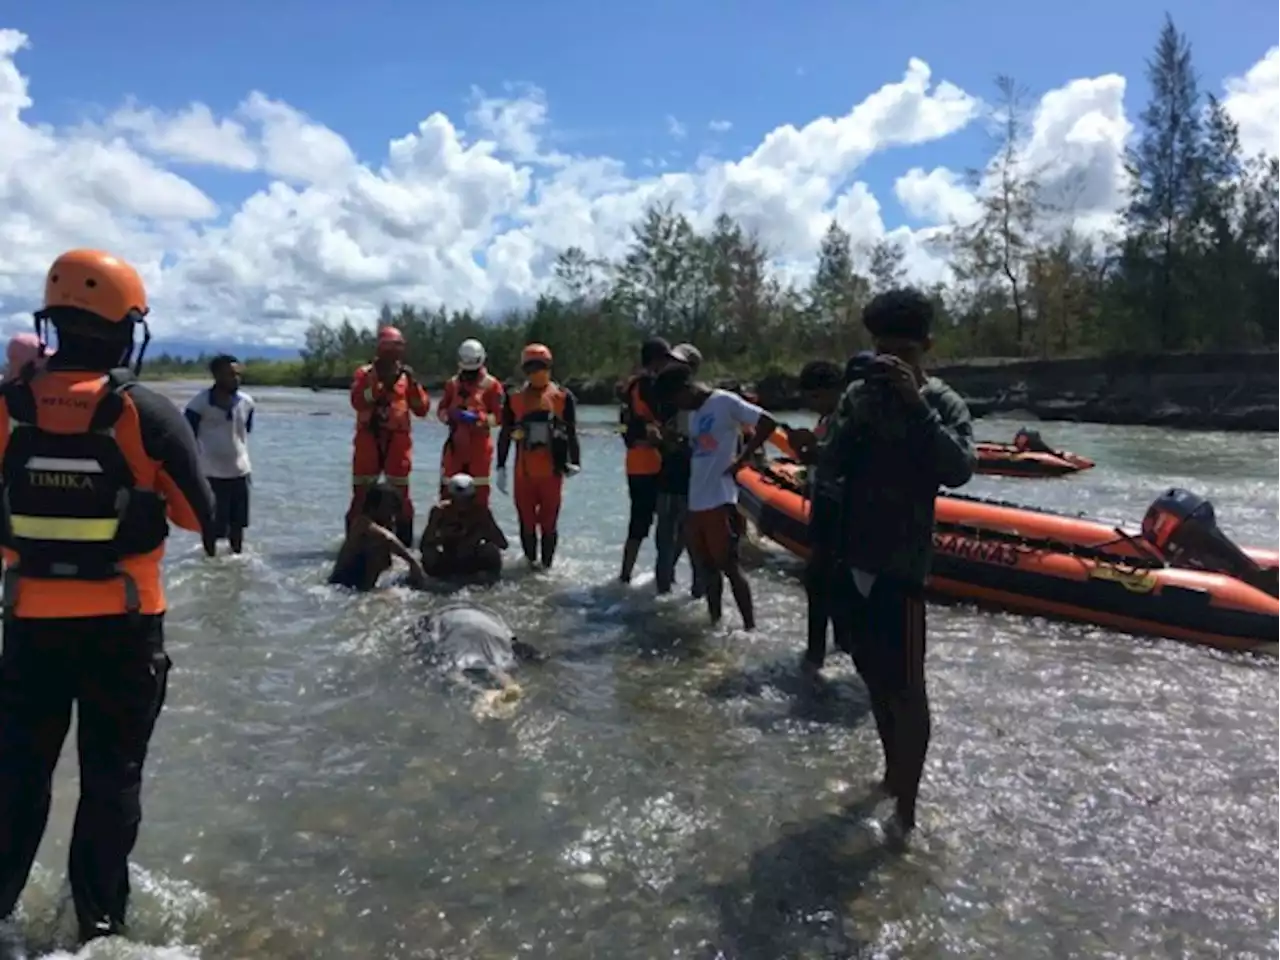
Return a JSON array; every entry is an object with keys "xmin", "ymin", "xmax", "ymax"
[
  {"xmin": 687, "ymin": 390, "xmax": 763, "ymax": 512},
  {"xmin": 184, "ymin": 389, "xmax": 255, "ymax": 478}
]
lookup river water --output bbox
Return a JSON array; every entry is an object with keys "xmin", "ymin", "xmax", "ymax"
[{"xmin": 12, "ymin": 383, "xmax": 1278, "ymax": 960}]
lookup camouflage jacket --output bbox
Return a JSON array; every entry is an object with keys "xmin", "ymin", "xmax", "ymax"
[{"xmin": 810, "ymin": 374, "xmax": 977, "ymax": 585}]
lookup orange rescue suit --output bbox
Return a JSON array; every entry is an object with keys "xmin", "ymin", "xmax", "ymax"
[
  {"xmin": 620, "ymin": 375, "xmax": 662, "ymax": 476},
  {"xmin": 348, "ymin": 362, "xmax": 429, "ymax": 526},
  {"xmin": 0, "ymin": 371, "xmax": 207, "ymax": 619},
  {"xmin": 436, "ymin": 370, "xmax": 504, "ymax": 508},
  {"xmin": 507, "ymin": 382, "xmax": 568, "ymax": 535}
]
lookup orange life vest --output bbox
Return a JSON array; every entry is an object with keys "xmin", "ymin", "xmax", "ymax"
[{"xmin": 620, "ymin": 375, "xmax": 661, "ymax": 476}]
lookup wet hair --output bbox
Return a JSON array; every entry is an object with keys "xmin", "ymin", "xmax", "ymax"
[
  {"xmin": 862, "ymin": 287, "xmax": 934, "ymax": 342},
  {"xmin": 210, "ymin": 353, "xmax": 239, "ymax": 376},
  {"xmin": 640, "ymin": 337, "xmax": 673, "ymax": 368},
  {"xmin": 798, "ymin": 360, "xmax": 843, "ymax": 392},
  {"xmin": 652, "ymin": 362, "xmax": 693, "ymax": 401},
  {"xmin": 362, "ymin": 484, "xmax": 402, "ymax": 517}
]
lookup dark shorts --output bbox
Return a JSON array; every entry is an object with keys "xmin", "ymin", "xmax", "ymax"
[
  {"xmin": 627, "ymin": 473, "xmax": 661, "ymax": 540},
  {"xmin": 209, "ymin": 475, "xmax": 250, "ymax": 537},
  {"xmin": 844, "ymin": 575, "xmax": 927, "ymax": 696},
  {"xmin": 685, "ymin": 504, "xmax": 743, "ymax": 570}
]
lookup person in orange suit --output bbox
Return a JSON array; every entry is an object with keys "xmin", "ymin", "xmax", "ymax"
[
  {"xmin": 0, "ymin": 249, "xmax": 215, "ymax": 948},
  {"xmin": 495, "ymin": 343, "xmax": 581, "ymax": 569},
  {"xmin": 436, "ymin": 338, "xmax": 504, "ymax": 508},
  {"xmin": 347, "ymin": 326, "xmax": 430, "ymax": 546}
]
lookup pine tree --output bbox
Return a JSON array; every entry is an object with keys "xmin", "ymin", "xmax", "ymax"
[{"xmin": 1121, "ymin": 15, "xmax": 1204, "ymax": 349}]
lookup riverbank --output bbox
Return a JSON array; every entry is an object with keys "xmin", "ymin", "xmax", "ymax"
[{"xmin": 280, "ymin": 351, "xmax": 1278, "ymax": 432}]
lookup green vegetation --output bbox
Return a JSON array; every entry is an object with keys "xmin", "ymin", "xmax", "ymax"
[{"xmin": 143, "ymin": 17, "xmax": 1276, "ymax": 389}]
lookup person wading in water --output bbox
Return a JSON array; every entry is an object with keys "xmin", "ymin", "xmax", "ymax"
[{"xmin": 814, "ymin": 287, "xmax": 976, "ymax": 845}]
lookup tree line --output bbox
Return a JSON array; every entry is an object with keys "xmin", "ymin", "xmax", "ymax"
[{"xmin": 145, "ymin": 17, "xmax": 1277, "ymax": 387}]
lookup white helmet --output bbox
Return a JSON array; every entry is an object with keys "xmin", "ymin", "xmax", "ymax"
[
  {"xmin": 447, "ymin": 473, "xmax": 476, "ymax": 498},
  {"xmin": 457, "ymin": 338, "xmax": 486, "ymax": 371}
]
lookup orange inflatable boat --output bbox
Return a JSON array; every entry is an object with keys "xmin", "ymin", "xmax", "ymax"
[
  {"xmin": 736, "ymin": 459, "xmax": 1278, "ymax": 654},
  {"xmin": 974, "ymin": 442, "xmax": 1095, "ymax": 478},
  {"xmin": 768, "ymin": 429, "xmax": 1095, "ymax": 479}
]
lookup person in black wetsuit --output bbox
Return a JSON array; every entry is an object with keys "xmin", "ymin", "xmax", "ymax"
[
  {"xmin": 329, "ymin": 484, "xmax": 428, "ymax": 591},
  {"xmin": 783, "ymin": 359, "xmax": 850, "ymax": 677}
]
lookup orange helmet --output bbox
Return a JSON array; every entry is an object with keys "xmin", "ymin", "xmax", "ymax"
[
  {"xmin": 41, "ymin": 249, "xmax": 149, "ymax": 324},
  {"xmin": 376, "ymin": 326, "xmax": 406, "ymax": 356},
  {"xmin": 521, "ymin": 343, "xmax": 553, "ymax": 367}
]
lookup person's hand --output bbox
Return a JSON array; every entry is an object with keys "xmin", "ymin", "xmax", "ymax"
[
  {"xmin": 871, "ymin": 355, "xmax": 926, "ymax": 408},
  {"xmin": 399, "ymin": 364, "xmax": 417, "ymax": 382},
  {"xmin": 407, "ymin": 560, "xmax": 429, "ymax": 588},
  {"xmin": 644, "ymin": 422, "xmax": 663, "ymax": 443},
  {"xmin": 564, "ymin": 463, "xmax": 582, "ymax": 478},
  {"xmin": 495, "ymin": 466, "xmax": 508, "ymax": 494},
  {"xmin": 724, "ymin": 456, "xmax": 746, "ymax": 476}
]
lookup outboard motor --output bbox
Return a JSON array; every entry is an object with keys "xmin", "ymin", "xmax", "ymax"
[
  {"xmin": 1141, "ymin": 488, "xmax": 1278, "ymax": 595},
  {"xmin": 1014, "ymin": 428, "xmax": 1052, "ymax": 454}
]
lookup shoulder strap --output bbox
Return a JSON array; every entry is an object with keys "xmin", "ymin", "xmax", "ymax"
[
  {"xmin": 87, "ymin": 367, "xmax": 138, "ymax": 433},
  {"xmin": 0, "ymin": 378, "xmax": 36, "ymax": 425}
]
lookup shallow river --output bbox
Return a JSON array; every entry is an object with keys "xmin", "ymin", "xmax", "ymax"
[{"xmin": 13, "ymin": 383, "xmax": 1279, "ymax": 960}]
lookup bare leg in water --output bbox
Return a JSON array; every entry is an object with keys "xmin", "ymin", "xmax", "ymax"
[
  {"xmin": 853, "ymin": 584, "xmax": 931, "ymax": 842},
  {"xmin": 723, "ymin": 558, "xmax": 756, "ymax": 630}
]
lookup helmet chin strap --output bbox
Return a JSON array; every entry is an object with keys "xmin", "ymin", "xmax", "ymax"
[{"xmin": 130, "ymin": 318, "xmax": 152, "ymax": 375}]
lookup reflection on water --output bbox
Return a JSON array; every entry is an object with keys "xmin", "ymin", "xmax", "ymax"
[{"xmin": 10, "ymin": 383, "xmax": 1277, "ymax": 959}]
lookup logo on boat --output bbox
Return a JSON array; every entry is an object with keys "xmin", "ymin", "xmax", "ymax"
[
  {"xmin": 1087, "ymin": 565, "xmax": 1158, "ymax": 594},
  {"xmin": 933, "ymin": 532, "xmax": 1020, "ymax": 567}
]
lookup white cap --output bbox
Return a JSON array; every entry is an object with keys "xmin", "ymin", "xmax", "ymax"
[
  {"xmin": 671, "ymin": 342, "xmax": 702, "ymax": 370},
  {"xmin": 458, "ymin": 338, "xmax": 486, "ymax": 371},
  {"xmin": 447, "ymin": 473, "xmax": 476, "ymax": 497}
]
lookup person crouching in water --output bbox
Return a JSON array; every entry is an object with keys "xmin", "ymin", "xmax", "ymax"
[
  {"xmin": 782, "ymin": 360, "xmax": 849, "ymax": 676},
  {"xmin": 329, "ymin": 483, "xmax": 428, "ymax": 591},
  {"xmin": 653, "ymin": 343, "xmax": 704, "ymax": 597},
  {"xmin": 651, "ymin": 362, "xmax": 777, "ymax": 629},
  {"xmin": 815, "ymin": 288, "xmax": 976, "ymax": 843},
  {"xmin": 419, "ymin": 473, "xmax": 508, "ymax": 580},
  {"xmin": 495, "ymin": 343, "xmax": 581, "ymax": 569}
]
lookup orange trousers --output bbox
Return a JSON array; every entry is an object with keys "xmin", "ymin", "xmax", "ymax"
[
  {"xmin": 514, "ymin": 472, "xmax": 563, "ymax": 535},
  {"xmin": 347, "ymin": 430, "xmax": 414, "ymax": 527},
  {"xmin": 440, "ymin": 434, "xmax": 493, "ymax": 508}
]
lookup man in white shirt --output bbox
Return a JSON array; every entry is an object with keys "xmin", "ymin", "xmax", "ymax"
[
  {"xmin": 651, "ymin": 363, "xmax": 777, "ymax": 629},
  {"xmin": 184, "ymin": 355, "xmax": 256, "ymax": 556}
]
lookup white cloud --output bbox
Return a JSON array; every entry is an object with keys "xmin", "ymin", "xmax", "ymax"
[
  {"xmin": 0, "ymin": 26, "xmax": 1276, "ymax": 347},
  {"xmin": 1224, "ymin": 46, "xmax": 1279, "ymax": 158},
  {"xmin": 892, "ymin": 70, "xmax": 1134, "ymax": 243},
  {"xmin": 895, "ymin": 167, "xmax": 982, "ymax": 224},
  {"xmin": 666, "ymin": 115, "xmax": 688, "ymax": 140},
  {"xmin": 708, "ymin": 119, "xmax": 733, "ymax": 133},
  {"xmin": 465, "ymin": 83, "xmax": 569, "ymax": 167},
  {"xmin": 108, "ymin": 100, "xmax": 259, "ymax": 170}
]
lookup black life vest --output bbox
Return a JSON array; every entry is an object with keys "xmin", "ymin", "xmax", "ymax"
[{"xmin": 0, "ymin": 368, "xmax": 169, "ymax": 600}]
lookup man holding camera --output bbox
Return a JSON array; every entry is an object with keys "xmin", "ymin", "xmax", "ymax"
[{"xmin": 812, "ymin": 288, "xmax": 977, "ymax": 843}]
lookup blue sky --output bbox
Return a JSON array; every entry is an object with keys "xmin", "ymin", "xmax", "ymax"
[
  {"xmin": 12, "ymin": 0, "xmax": 1277, "ymax": 229},
  {"xmin": 3, "ymin": 1, "xmax": 1275, "ymax": 356}
]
